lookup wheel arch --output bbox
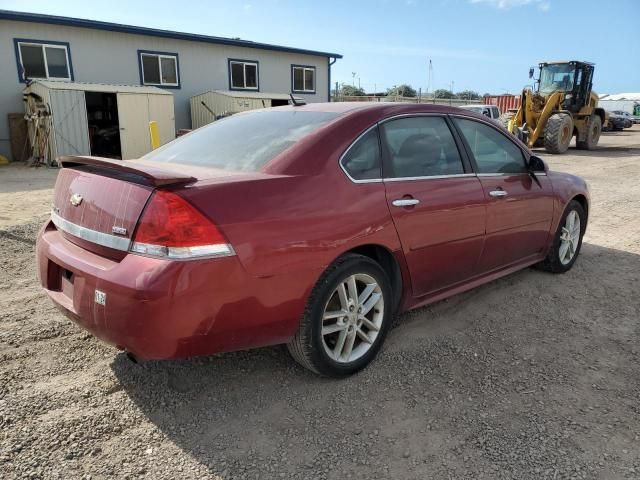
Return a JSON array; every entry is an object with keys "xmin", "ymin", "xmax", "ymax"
[
  {"xmin": 594, "ymin": 107, "xmax": 605, "ymax": 124},
  {"xmin": 571, "ymin": 193, "xmax": 589, "ymax": 221},
  {"xmin": 340, "ymin": 244, "xmax": 404, "ymax": 314}
]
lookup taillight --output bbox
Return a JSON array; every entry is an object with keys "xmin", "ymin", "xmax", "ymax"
[{"xmin": 130, "ymin": 190, "xmax": 234, "ymax": 260}]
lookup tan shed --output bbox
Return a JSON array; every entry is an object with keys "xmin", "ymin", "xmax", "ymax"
[
  {"xmin": 23, "ymin": 80, "xmax": 175, "ymax": 162},
  {"xmin": 190, "ymin": 90, "xmax": 301, "ymax": 129}
]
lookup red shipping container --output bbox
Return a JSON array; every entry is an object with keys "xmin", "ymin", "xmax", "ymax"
[{"xmin": 483, "ymin": 95, "xmax": 520, "ymax": 113}]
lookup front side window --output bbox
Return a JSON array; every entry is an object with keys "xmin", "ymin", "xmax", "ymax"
[
  {"xmin": 341, "ymin": 128, "xmax": 381, "ymax": 181},
  {"xmin": 143, "ymin": 110, "xmax": 338, "ymax": 171},
  {"xmin": 292, "ymin": 66, "xmax": 316, "ymax": 93},
  {"xmin": 140, "ymin": 52, "xmax": 179, "ymax": 87},
  {"xmin": 453, "ymin": 117, "xmax": 527, "ymax": 174},
  {"xmin": 16, "ymin": 40, "xmax": 71, "ymax": 81},
  {"xmin": 229, "ymin": 60, "xmax": 259, "ymax": 90},
  {"xmin": 538, "ymin": 64, "xmax": 575, "ymax": 94},
  {"xmin": 380, "ymin": 116, "xmax": 464, "ymax": 178}
]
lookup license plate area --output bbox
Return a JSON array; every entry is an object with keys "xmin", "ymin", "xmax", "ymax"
[
  {"xmin": 60, "ymin": 268, "xmax": 75, "ymax": 299},
  {"xmin": 46, "ymin": 260, "xmax": 74, "ymax": 299}
]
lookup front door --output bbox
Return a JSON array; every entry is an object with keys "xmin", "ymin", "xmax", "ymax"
[
  {"xmin": 452, "ymin": 116, "xmax": 554, "ymax": 272},
  {"xmin": 381, "ymin": 115, "xmax": 487, "ymax": 297}
]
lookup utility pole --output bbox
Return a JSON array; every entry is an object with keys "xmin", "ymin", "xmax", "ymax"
[
  {"xmin": 427, "ymin": 59, "xmax": 433, "ymax": 100},
  {"xmin": 450, "ymin": 80, "xmax": 455, "ymax": 106},
  {"xmin": 352, "ymin": 72, "xmax": 356, "ymax": 87}
]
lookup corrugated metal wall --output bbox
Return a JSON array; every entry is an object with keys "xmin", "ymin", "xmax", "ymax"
[
  {"xmin": 49, "ymin": 89, "xmax": 91, "ymax": 156},
  {"xmin": 190, "ymin": 92, "xmax": 270, "ymax": 129},
  {"xmin": 483, "ymin": 95, "xmax": 521, "ymax": 113}
]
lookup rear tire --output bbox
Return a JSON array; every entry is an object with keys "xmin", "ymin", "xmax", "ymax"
[
  {"xmin": 544, "ymin": 113, "xmax": 573, "ymax": 154},
  {"xmin": 536, "ymin": 200, "xmax": 586, "ymax": 273},
  {"xmin": 287, "ymin": 254, "xmax": 393, "ymax": 377},
  {"xmin": 576, "ymin": 115, "xmax": 601, "ymax": 150}
]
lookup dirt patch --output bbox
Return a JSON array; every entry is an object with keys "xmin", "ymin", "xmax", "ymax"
[{"xmin": 1, "ymin": 128, "xmax": 639, "ymax": 479}]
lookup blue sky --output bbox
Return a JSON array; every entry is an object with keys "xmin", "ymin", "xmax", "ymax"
[{"xmin": 2, "ymin": 0, "xmax": 638, "ymax": 95}]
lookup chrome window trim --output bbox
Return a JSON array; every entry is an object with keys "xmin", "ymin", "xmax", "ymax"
[
  {"xmin": 338, "ymin": 124, "xmax": 383, "ymax": 184},
  {"xmin": 383, "ymin": 173, "xmax": 475, "ymax": 182},
  {"xmin": 50, "ymin": 210, "xmax": 131, "ymax": 251},
  {"xmin": 476, "ymin": 172, "xmax": 528, "ymax": 177},
  {"xmin": 377, "ymin": 112, "xmax": 443, "ymax": 124}
]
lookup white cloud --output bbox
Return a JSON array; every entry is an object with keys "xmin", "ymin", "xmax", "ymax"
[{"xmin": 470, "ymin": 0, "xmax": 551, "ymax": 11}]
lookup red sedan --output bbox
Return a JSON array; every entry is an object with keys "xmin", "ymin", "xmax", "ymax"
[{"xmin": 36, "ymin": 103, "xmax": 589, "ymax": 377}]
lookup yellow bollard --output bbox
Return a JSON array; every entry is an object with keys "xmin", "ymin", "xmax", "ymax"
[{"xmin": 149, "ymin": 121, "xmax": 160, "ymax": 150}]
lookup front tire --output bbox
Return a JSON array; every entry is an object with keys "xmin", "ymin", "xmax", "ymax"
[
  {"xmin": 287, "ymin": 254, "xmax": 393, "ymax": 377},
  {"xmin": 536, "ymin": 200, "xmax": 586, "ymax": 273},
  {"xmin": 544, "ymin": 113, "xmax": 574, "ymax": 154}
]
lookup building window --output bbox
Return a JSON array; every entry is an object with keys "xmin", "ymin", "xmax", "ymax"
[
  {"xmin": 14, "ymin": 39, "xmax": 72, "ymax": 82},
  {"xmin": 139, "ymin": 51, "xmax": 180, "ymax": 87},
  {"xmin": 292, "ymin": 65, "xmax": 315, "ymax": 93},
  {"xmin": 229, "ymin": 59, "xmax": 259, "ymax": 90}
]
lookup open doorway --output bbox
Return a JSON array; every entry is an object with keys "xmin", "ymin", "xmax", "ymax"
[
  {"xmin": 271, "ymin": 99, "xmax": 290, "ymax": 107},
  {"xmin": 85, "ymin": 92, "xmax": 121, "ymax": 158}
]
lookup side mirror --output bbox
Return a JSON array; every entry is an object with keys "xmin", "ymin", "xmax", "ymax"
[
  {"xmin": 529, "ymin": 67, "xmax": 535, "ymax": 79},
  {"xmin": 528, "ymin": 155, "xmax": 546, "ymax": 172}
]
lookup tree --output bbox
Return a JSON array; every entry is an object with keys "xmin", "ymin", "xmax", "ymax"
[
  {"xmin": 433, "ymin": 89, "xmax": 454, "ymax": 99},
  {"xmin": 386, "ymin": 84, "xmax": 417, "ymax": 98},
  {"xmin": 456, "ymin": 90, "xmax": 480, "ymax": 101},
  {"xmin": 339, "ymin": 84, "xmax": 366, "ymax": 96}
]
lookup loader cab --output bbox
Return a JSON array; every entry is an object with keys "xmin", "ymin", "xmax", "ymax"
[{"xmin": 537, "ymin": 61, "xmax": 594, "ymax": 113}]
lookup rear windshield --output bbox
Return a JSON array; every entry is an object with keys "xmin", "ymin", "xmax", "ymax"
[{"xmin": 143, "ymin": 110, "xmax": 339, "ymax": 171}]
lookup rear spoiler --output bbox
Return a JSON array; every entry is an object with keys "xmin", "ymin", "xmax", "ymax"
[{"xmin": 58, "ymin": 156, "xmax": 196, "ymax": 187}]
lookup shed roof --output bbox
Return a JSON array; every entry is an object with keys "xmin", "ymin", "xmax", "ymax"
[
  {"xmin": 27, "ymin": 80, "xmax": 173, "ymax": 95},
  {"xmin": 0, "ymin": 9, "xmax": 342, "ymax": 59},
  {"xmin": 206, "ymin": 90, "xmax": 302, "ymax": 100}
]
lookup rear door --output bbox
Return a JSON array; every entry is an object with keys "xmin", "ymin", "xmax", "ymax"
[
  {"xmin": 381, "ymin": 115, "xmax": 486, "ymax": 297},
  {"xmin": 452, "ymin": 116, "xmax": 554, "ymax": 272}
]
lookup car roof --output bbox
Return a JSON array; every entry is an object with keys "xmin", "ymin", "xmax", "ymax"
[{"xmin": 272, "ymin": 101, "xmax": 474, "ymax": 118}]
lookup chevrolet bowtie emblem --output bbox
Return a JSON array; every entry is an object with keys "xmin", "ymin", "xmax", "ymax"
[{"xmin": 70, "ymin": 193, "xmax": 83, "ymax": 206}]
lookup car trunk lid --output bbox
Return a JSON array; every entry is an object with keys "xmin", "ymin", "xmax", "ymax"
[{"xmin": 52, "ymin": 156, "xmax": 201, "ymax": 257}]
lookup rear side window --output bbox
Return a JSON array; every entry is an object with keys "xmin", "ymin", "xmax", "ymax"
[
  {"xmin": 340, "ymin": 128, "xmax": 381, "ymax": 181},
  {"xmin": 143, "ymin": 110, "xmax": 338, "ymax": 171},
  {"xmin": 453, "ymin": 117, "xmax": 527, "ymax": 174},
  {"xmin": 380, "ymin": 116, "xmax": 464, "ymax": 178}
]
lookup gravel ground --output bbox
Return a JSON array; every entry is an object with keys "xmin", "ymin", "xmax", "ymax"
[{"xmin": 1, "ymin": 127, "xmax": 639, "ymax": 479}]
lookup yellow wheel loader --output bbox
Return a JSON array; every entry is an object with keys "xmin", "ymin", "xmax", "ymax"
[{"xmin": 501, "ymin": 61, "xmax": 605, "ymax": 154}]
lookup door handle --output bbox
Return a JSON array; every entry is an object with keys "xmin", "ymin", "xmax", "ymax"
[
  {"xmin": 489, "ymin": 190, "xmax": 508, "ymax": 198},
  {"xmin": 392, "ymin": 198, "xmax": 420, "ymax": 207}
]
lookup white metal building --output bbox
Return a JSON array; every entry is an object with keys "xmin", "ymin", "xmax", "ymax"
[
  {"xmin": 598, "ymin": 93, "xmax": 640, "ymax": 116},
  {"xmin": 0, "ymin": 9, "xmax": 342, "ymax": 161},
  {"xmin": 24, "ymin": 80, "xmax": 175, "ymax": 161}
]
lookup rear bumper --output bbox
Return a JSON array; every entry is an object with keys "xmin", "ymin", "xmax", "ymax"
[{"xmin": 36, "ymin": 222, "xmax": 309, "ymax": 359}]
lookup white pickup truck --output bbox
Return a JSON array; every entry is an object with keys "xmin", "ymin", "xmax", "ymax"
[{"xmin": 458, "ymin": 104, "xmax": 501, "ymax": 121}]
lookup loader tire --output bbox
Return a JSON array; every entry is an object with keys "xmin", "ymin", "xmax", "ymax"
[
  {"xmin": 576, "ymin": 115, "xmax": 602, "ymax": 150},
  {"xmin": 544, "ymin": 113, "xmax": 573, "ymax": 154},
  {"xmin": 499, "ymin": 112, "xmax": 515, "ymax": 131}
]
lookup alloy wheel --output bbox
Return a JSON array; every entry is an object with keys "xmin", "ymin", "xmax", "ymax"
[
  {"xmin": 321, "ymin": 273, "xmax": 384, "ymax": 363},
  {"xmin": 559, "ymin": 210, "xmax": 581, "ymax": 265}
]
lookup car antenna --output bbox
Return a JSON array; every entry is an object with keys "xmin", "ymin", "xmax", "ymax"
[{"xmin": 289, "ymin": 93, "xmax": 305, "ymax": 107}]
